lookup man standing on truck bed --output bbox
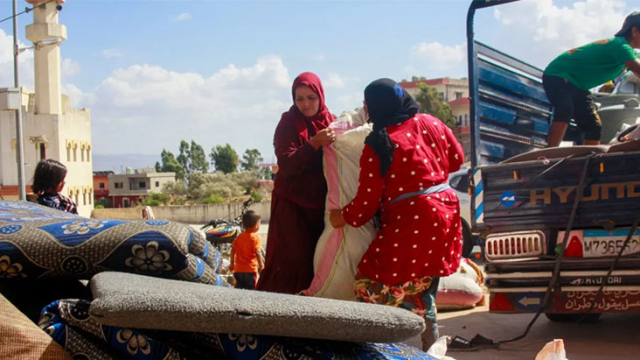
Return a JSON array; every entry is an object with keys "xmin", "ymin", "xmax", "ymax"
[{"xmin": 544, "ymin": 11, "xmax": 640, "ymax": 147}]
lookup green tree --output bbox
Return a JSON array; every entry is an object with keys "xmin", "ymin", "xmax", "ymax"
[
  {"xmin": 162, "ymin": 179, "xmax": 188, "ymax": 196},
  {"xmin": 414, "ymin": 83, "xmax": 457, "ymax": 130},
  {"xmin": 210, "ymin": 143, "xmax": 239, "ymax": 174},
  {"xmin": 188, "ymin": 172, "xmax": 244, "ymax": 203},
  {"xmin": 250, "ymin": 189, "xmax": 264, "ymax": 202},
  {"xmin": 176, "ymin": 140, "xmax": 190, "ymax": 174},
  {"xmin": 240, "ymin": 149, "xmax": 263, "ymax": 171},
  {"xmin": 188, "ymin": 141, "xmax": 209, "ymax": 174},
  {"xmin": 174, "ymin": 140, "xmax": 209, "ymax": 180},
  {"xmin": 203, "ymin": 194, "xmax": 225, "ymax": 204},
  {"xmin": 230, "ymin": 171, "xmax": 259, "ymax": 194},
  {"xmin": 142, "ymin": 192, "xmax": 171, "ymax": 206},
  {"xmin": 156, "ymin": 149, "xmax": 185, "ymax": 180},
  {"xmin": 257, "ymin": 166, "xmax": 273, "ymax": 180}
]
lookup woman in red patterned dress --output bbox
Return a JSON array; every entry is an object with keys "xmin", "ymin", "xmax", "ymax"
[
  {"xmin": 330, "ymin": 78, "xmax": 464, "ymax": 350},
  {"xmin": 257, "ymin": 72, "xmax": 336, "ymax": 294}
]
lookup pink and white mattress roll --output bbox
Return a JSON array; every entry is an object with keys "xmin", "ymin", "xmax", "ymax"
[
  {"xmin": 302, "ymin": 108, "xmax": 375, "ymax": 300},
  {"xmin": 303, "ymin": 108, "xmax": 485, "ymax": 309}
]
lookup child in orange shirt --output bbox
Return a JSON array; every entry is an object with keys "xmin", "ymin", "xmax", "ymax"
[{"xmin": 229, "ymin": 210, "xmax": 265, "ymax": 290}]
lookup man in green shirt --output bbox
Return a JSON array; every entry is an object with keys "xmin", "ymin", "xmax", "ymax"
[{"xmin": 544, "ymin": 11, "xmax": 640, "ymax": 147}]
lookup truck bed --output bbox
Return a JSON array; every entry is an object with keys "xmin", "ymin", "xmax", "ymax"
[{"xmin": 473, "ymin": 150, "xmax": 640, "ymax": 234}]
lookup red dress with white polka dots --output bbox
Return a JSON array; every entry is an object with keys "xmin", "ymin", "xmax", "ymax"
[{"xmin": 342, "ymin": 113, "xmax": 465, "ymax": 285}]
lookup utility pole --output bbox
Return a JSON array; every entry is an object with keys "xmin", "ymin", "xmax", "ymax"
[{"xmin": 13, "ymin": 0, "xmax": 27, "ymax": 201}]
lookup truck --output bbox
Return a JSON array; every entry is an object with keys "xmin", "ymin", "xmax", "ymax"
[{"xmin": 466, "ymin": 0, "xmax": 640, "ymax": 321}]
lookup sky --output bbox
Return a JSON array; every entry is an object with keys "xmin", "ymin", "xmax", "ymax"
[{"xmin": 0, "ymin": 0, "xmax": 637, "ymax": 170}]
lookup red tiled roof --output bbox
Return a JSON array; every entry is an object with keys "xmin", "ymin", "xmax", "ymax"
[
  {"xmin": 453, "ymin": 126, "xmax": 470, "ymax": 134},
  {"xmin": 0, "ymin": 185, "xmax": 34, "ymax": 196},
  {"xmin": 398, "ymin": 78, "xmax": 450, "ymax": 89},
  {"xmin": 447, "ymin": 97, "xmax": 470, "ymax": 107}
]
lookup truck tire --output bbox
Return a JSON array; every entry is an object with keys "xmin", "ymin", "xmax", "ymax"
[
  {"xmin": 545, "ymin": 313, "xmax": 601, "ymax": 323},
  {"xmin": 461, "ymin": 218, "xmax": 474, "ymax": 258}
]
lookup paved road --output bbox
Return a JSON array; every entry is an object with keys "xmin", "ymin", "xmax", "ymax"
[
  {"xmin": 195, "ymin": 223, "xmax": 640, "ymax": 359},
  {"xmin": 405, "ymin": 298, "xmax": 640, "ymax": 359}
]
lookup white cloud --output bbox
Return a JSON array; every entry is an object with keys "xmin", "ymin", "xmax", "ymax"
[
  {"xmin": 102, "ymin": 49, "xmax": 124, "ymax": 58},
  {"xmin": 405, "ymin": 41, "xmax": 467, "ymax": 78},
  {"xmin": 335, "ymin": 91, "xmax": 364, "ymax": 112},
  {"xmin": 0, "ymin": 29, "xmax": 34, "ymax": 88},
  {"xmin": 62, "ymin": 83, "xmax": 95, "ymax": 109},
  {"xmin": 88, "ymin": 55, "xmax": 293, "ymax": 160},
  {"xmin": 323, "ymin": 74, "xmax": 360, "ymax": 89},
  {"xmin": 171, "ymin": 13, "xmax": 192, "ymax": 22},
  {"xmin": 492, "ymin": 0, "xmax": 630, "ymax": 66},
  {"xmin": 0, "ymin": 27, "xmax": 358, "ymax": 163},
  {"xmin": 61, "ymin": 58, "xmax": 80, "ymax": 79}
]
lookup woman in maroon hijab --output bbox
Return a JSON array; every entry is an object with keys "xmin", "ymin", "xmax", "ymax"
[{"xmin": 257, "ymin": 72, "xmax": 336, "ymax": 294}]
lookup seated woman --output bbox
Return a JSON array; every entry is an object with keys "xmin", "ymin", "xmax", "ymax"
[{"xmin": 330, "ymin": 78, "xmax": 465, "ymax": 351}]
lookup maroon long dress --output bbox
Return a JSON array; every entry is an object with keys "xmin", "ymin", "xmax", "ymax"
[{"xmin": 256, "ymin": 72, "xmax": 335, "ymax": 294}]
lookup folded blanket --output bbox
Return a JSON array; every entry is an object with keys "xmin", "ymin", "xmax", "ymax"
[{"xmin": 89, "ymin": 272, "xmax": 425, "ymax": 343}]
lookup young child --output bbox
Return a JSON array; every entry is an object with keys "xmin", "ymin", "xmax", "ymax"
[
  {"xmin": 32, "ymin": 159, "xmax": 78, "ymax": 214},
  {"xmin": 229, "ymin": 210, "xmax": 264, "ymax": 290}
]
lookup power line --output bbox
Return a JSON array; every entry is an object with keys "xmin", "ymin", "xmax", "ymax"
[{"xmin": 0, "ymin": 0, "xmax": 59, "ymax": 25}]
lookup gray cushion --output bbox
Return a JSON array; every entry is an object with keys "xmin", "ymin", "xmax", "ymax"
[{"xmin": 89, "ymin": 272, "xmax": 425, "ymax": 343}]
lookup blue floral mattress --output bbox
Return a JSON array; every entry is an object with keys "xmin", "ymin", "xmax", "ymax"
[
  {"xmin": 0, "ymin": 201, "xmax": 226, "ymax": 286},
  {"xmin": 41, "ymin": 299, "xmax": 436, "ymax": 360}
]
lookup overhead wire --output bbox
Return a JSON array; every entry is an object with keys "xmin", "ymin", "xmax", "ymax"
[{"xmin": 0, "ymin": 0, "xmax": 59, "ymax": 25}]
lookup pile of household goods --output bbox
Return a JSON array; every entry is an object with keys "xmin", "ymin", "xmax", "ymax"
[
  {"xmin": 304, "ymin": 108, "xmax": 485, "ymax": 310},
  {"xmin": 0, "ymin": 201, "xmax": 435, "ymax": 359}
]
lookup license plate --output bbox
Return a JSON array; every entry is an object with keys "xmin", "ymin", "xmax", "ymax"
[{"xmin": 558, "ymin": 229, "xmax": 640, "ymax": 258}]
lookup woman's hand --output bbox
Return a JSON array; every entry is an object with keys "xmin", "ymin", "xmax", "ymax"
[
  {"xmin": 309, "ymin": 128, "xmax": 336, "ymax": 149},
  {"xmin": 329, "ymin": 209, "xmax": 346, "ymax": 228}
]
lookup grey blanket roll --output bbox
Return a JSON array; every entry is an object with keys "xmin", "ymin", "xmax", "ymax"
[{"xmin": 89, "ymin": 272, "xmax": 425, "ymax": 343}]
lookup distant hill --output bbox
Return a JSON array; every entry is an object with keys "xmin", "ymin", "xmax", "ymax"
[{"xmin": 93, "ymin": 154, "xmax": 160, "ymax": 173}]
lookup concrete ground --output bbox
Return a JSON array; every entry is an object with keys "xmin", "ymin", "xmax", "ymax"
[{"xmin": 402, "ymin": 296, "xmax": 640, "ymax": 360}]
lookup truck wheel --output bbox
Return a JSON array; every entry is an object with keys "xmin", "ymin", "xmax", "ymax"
[
  {"xmin": 461, "ymin": 218, "xmax": 474, "ymax": 258},
  {"xmin": 545, "ymin": 313, "xmax": 601, "ymax": 323}
]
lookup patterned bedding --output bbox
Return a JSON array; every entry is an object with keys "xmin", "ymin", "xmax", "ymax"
[
  {"xmin": 0, "ymin": 201, "xmax": 226, "ymax": 286},
  {"xmin": 1, "ymin": 201, "xmax": 435, "ymax": 359},
  {"xmin": 40, "ymin": 299, "xmax": 436, "ymax": 360}
]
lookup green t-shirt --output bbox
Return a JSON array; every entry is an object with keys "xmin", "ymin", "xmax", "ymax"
[{"xmin": 544, "ymin": 36, "xmax": 638, "ymax": 91}]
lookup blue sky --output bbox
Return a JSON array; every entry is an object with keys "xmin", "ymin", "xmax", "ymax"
[{"xmin": 0, "ymin": 0, "xmax": 637, "ymax": 170}]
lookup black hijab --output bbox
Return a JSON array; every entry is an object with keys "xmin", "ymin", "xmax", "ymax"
[{"xmin": 364, "ymin": 78, "xmax": 420, "ymax": 176}]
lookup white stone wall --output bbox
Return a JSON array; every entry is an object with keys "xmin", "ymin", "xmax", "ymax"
[
  {"xmin": 59, "ymin": 97, "xmax": 93, "ymax": 217},
  {"xmin": 91, "ymin": 201, "xmax": 273, "ymax": 224},
  {"xmin": 0, "ymin": 91, "xmax": 93, "ymax": 217}
]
